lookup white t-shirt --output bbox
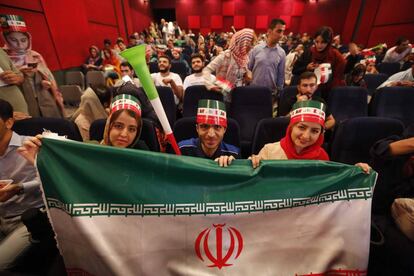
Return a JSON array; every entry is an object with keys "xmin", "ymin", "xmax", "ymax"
[
  {"xmin": 183, "ymin": 73, "xmax": 216, "ymax": 90},
  {"xmin": 151, "ymin": 72, "xmax": 183, "ymax": 105},
  {"xmin": 383, "ymin": 45, "xmax": 412, "ymax": 63}
]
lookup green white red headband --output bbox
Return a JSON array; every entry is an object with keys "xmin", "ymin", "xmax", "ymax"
[
  {"xmin": 0, "ymin": 14, "xmax": 27, "ymax": 33},
  {"xmin": 111, "ymin": 94, "xmax": 141, "ymax": 116},
  {"xmin": 290, "ymin": 100, "xmax": 326, "ymax": 127},
  {"xmin": 196, "ymin": 99, "xmax": 227, "ymax": 127}
]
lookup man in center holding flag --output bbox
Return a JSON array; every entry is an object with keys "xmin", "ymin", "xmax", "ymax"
[{"xmin": 179, "ymin": 99, "xmax": 240, "ymax": 167}]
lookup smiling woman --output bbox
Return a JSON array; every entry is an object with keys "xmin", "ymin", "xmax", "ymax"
[{"xmin": 250, "ymin": 100, "xmax": 329, "ymax": 168}]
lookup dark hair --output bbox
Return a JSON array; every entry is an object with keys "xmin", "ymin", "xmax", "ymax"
[
  {"xmin": 129, "ymin": 34, "xmax": 136, "ymax": 40},
  {"xmin": 90, "ymin": 84, "xmax": 112, "ymax": 106},
  {"xmin": 0, "ymin": 99, "xmax": 13, "ymax": 121},
  {"xmin": 298, "ymin": 72, "xmax": 317, "ymax": 84},
  {"xmin": 396, "ymin": 36, "xmax": 408, "ymax": 46},
  {"xmin": 314, "ymin": 26, "xmax": 333, "ymax": 44},
  {"xmin": 269, "ymin": 18, "xmax": 286, "ymax": 30},
  {"xmin": 190, "ymin": 53, "xmax": 204, "ymax": 63},
  {"xmin": 158, "ymin": 55, "xmax": 171, "ymax": 64},
  {"xmin": 351, "ymin": 63, "xmax": 366, "ymax": 77},
  {"xmin": 103, "ymin": 38, "xmax": 111, "ymax": 45},
  {"xmin": 109, "ymin": 109, "xmax": 141, "ymax": 147},
  {"xmin": 120, "ymin": 61, "xmax": 133, "ymax": 70},
  {"xmin": 116, "ymin": 38, "xmax": 124, "ymax": 44}
]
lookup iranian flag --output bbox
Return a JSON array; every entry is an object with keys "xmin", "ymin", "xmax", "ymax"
[{"xmin": 37, "ymin": 139, "xmax": 376, "ymax": 276}]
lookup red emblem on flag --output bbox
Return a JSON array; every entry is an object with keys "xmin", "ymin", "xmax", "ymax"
[{"xmin": 195, "ymin": 224, "xmax": 243, "ymax": 269}]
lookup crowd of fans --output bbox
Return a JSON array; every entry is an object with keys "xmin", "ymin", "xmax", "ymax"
[{"xmin": 0, "ymin": 13, "xmax": 414, "ymax": 274}]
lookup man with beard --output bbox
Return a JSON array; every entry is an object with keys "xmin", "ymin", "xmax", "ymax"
[
  {"xmin": 151, "ymin": 55, "xmax": 184, "ymax": 105},
  {"xmin": 179, "ymin": 99, "xmax": 240, "ymax": 167},
  {"xmin": 183, "ymin": 53, "xmax": 216, "ymax": 90}
]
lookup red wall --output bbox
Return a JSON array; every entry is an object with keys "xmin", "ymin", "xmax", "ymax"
[
  {"xmin": 0, "ymin": 0, "xmax": 151, "ymax": 70},
  {"xmin": 343, "ymin": 0, "xmax": 414, "ymax": 47},
  {"xmin": 153, "ymin": 0, "xmax": 351, "ymax": 36}
]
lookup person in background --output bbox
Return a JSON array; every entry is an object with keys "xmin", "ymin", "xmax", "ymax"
[
  {"xmin": 203, "ymin": 28, "xmax": 256, "ymax": 103},
  {"xmin": 183, "ymin": 53, "xmax": 216, "ymax": 90},
  {"xmin": 82, "ymin": 45, "xmax": 103, "ymax": 74},
  {"xmin": 345, "ymin": 63, "xmax": 367, "ymax": 88},
  {"xmin": 0, "ymin": 47, "xmax": 28, "ymax": 118},
  {"xmin": 377, "ymin": 64, "xmax": 414, "ymax": 89},
  {"xmin": 344, "ymin": 42, "xmax": 363, "ymax": 74},
  {"xmin": 248, "ymin": 19, "xmax": 286, "ymax": 98},
  {"xmin": 382, "ymin": 37, "xmax": 411, "ymax": 65},
  {"xmin": 292, "ymin": 26, "xmax": 346, "ymax": 100},
  {"xmin": 285, "ymin": 44, "xmax": 304, "ymax": 86},
  {"xmin": 1, "ymin": 14, "xmax": 64, "ymax": 118},
  {"xmin": 114, "ymin": 61, "xmax": 141, "ymax": 88}
]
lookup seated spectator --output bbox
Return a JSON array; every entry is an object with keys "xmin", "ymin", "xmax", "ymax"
[
  {"xmin": 282, "ymin": 72, "xmax": 335, "ymax": 130},
  {"xmin": 377, "ymin": 64, "xmax": 414, "ymax": 89},
  {"xmin": 250, "ymin": 100, "xmax": 370, "ymax": 173},
  {"xmin": 102, "ymin": 48, "xmax": 121, "ymax": 86},
  {"xmin": 0, "ymin": 99, "xmax": 44, "ymax": 270},
  {"xmin": 251, "ymin": 100, "xmax": 329, "ymax": 166},
  {"xmin": 383, "ymin": 37, "xmax": 411, "ymax": 65},
  {"xmin": 151, "ymin": 55, "xmax": 184, "ymax": 105},
  {"xmin": 82, "ymin": 45, "xmax": 103, "ymax": 74},
  {"xmin": 2, "ymin": 14, "xmax": 64, "ymax": 118},
  {"xmin": 128, "ymin": 34, "xmax": 138, "ymax": 48},
  {"xmin": 178, "ymin": 99, "xmax": 240, "ymax": 166},
  {"xmin": 114, "ymin": 38, "xmax": 127, "ymax": 61},
  {"xmin": 183, "ymin": 53, "xmax": 215, "ymax": 90},
  {"xmin": 332, "ymin": 35, "xmax": 347, "ymax": 53},
  {"xmin": 346, "ymin": 63, "xmax": 367, "ymax": 88},
  {"xmin": 0, "ymin": 48, "xmax": 27, "ymax": 116},
  {"xmin": 19, "ymin": 94, "xmax": 149, "ymax": 167},
  {"xmin": 71, "ymin": 85, "xmax": 109, "ymax": 141},
  {"xmin": 344, "ymin": 42, "xmax": 363, "ymax": 74},
  {"xmin": 363, "ymin": 58, "xmax": 379, "ymax": 74},
  {"xmin": 114, "ymin": 61, "xmax": 141, "ymax": 88},
  {"xmin": 171, "ymin": 48, "xmax": 190, "ymax": 75}
]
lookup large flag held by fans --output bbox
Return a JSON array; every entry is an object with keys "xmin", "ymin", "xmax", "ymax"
[{"xmin": 37, "ymin": 139, "xmax": 376, "ymax": 276}]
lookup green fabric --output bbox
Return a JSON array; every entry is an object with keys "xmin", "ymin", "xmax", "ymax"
[
  {"xmin": 37, "ymin": 139, "xmax": 376, "ymax": 217},
  {"xmin": 292, "ymin": 100, "xmax": 326, "ymax": 112},
  {"xmin": 198, "ymin": 99, "xmax": 226, "ymax": 112}
]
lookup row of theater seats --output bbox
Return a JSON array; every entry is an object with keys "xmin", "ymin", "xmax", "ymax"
[{"xmin": 11, "ymin": 113, "xmax": 405, "ymax": 165}]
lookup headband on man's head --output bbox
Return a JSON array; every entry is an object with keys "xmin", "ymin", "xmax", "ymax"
[
  {"xmin": 110, "ymin": 94, "xmax": 141, "ymax": 116},
  {"xmin": 0, "ymin": 14, "xmax": 27, "ymax": 33},
  {"xmin": 196, "ymin": 99, "xmax": 227, "ymax": 127},
  {"xmin": 290, "ymin": 100, "xmax": 326, "ymax": 127}
]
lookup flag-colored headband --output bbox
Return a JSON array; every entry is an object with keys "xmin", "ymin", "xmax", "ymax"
[
  {"xmin": 290, "ymin": 100, "xmax": 326, "ymax": 127},
  {"xmin": 196, "ymin": 99, "xmax": 227, "ymax": 127},
  {"xmin": 0, "ymin": 14, "xmax": 27, "ymax": 32},
  {"xmin": 111, "ymin": 94, "xmax": 141, "ymax": 116}
]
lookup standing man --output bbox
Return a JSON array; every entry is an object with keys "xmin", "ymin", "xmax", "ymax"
[
  {"xmin": 0, "ymin": 99, "xmax": 44, "ymax": 269},
  {"xmin": 183, "ymin": 53, "xmax": 216, "ymax": 90},
  {"xmin": 151, "ymin": 55, "xmax": 184, "ymax": 106},
  {"xmin": 179, "ymin": 99, "xmax": 240, "ymax": 166},
  {"xmin": 248, "ymin": 18, "xmax": 286, "ymax": 99}
]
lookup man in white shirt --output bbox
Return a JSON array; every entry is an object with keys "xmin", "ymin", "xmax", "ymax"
[
  {"xmin": 377, "ymin": 64, "xmax": 414, "ymax": 89},
  {"xmin": 114, "ymin": 61, "xmax": 141, "ymax": 88},
  {"xmin": 151, "ymin": 55, "xmax": 184, "ymax": 105},
  {"xmin": 183, "ymin": 53, "xmax": 216, "ymax": 90},
  {"xmin": 383, "ymin": 37, "xmax": 411, "ymax": 64}
]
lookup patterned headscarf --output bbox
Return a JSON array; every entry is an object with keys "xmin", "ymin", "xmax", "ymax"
[{"xmin": 228, "ymin": 28, "xmax": 255, "ymax": 68}]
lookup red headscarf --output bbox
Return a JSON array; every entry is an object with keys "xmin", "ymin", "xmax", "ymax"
[{"xmin": 280, "ymin": 123, "xmax": 329, "ymax": 161}]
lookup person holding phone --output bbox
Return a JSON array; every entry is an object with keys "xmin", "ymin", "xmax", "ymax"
[
  {"xmin": 0, "ymin": 99, "xmax": 44, "ymax": 270},
  {"xmin": 1, "ymin": 14, "xmax": 64, "ymax": 118}
]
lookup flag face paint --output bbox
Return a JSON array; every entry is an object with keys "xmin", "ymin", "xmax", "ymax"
[{"xmin": 38, "ymin": 139, "xmax": 375, "ymax": 276}]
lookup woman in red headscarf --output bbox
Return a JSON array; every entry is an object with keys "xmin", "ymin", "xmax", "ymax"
[{"xmin": 250, "ymin": 100, "xmax": 370, "ymax": 173}]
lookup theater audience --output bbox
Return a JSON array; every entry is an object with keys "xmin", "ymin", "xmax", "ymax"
[
  {"xmin": 345, "ymin": 63, "xmax": 367, "ymax": 88},
  {"xmin": 183, "ymin": 53, "xmax": 215, "ymax": 90},
  {"xmin": 383, "ymin": 37, "xmax": 411, "ymax": 65},
  {"xmin": 114, "ymin": 61, "xmax": 141, "ymax": 88}
]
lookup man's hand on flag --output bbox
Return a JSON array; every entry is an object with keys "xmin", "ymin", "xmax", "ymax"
[
  {"xmin": 214, "ymin": 155, "xmax": 235, "ymax": 167},
  {"xmin": 17, "ymin": 134, "xmax": 43, "ymax": 166}
]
